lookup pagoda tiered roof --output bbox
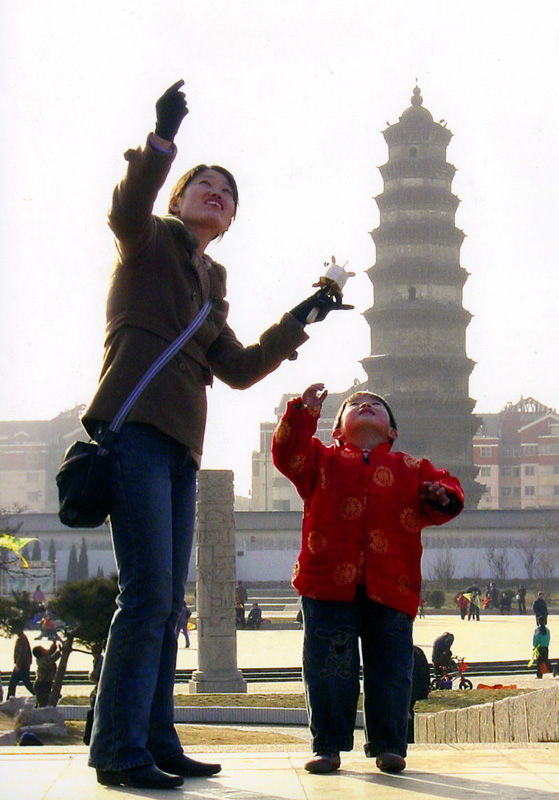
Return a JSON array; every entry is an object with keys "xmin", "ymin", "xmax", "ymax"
[
  {"xmin": 364, "ymin": 302, "xmax": 473, "ymax": 326},
  {"xmin": 375, "ymin": 186, "xmax": 460, "ymax": 212},
  {"xmin": 371, "ymin": 220, "xmax": 465, "ymax": 245},
  {"xmin": 379, "ymin": 159, "xmax": 456, "ymax": 181},
  {"xmin": 368, "ymin": 261, "xmax": 468, "ymax": 284}
]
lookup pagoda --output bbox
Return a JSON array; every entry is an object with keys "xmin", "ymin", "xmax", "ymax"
[{"xmin": 361, "ymin": 86, "xmax": 482, "ymax": 508}]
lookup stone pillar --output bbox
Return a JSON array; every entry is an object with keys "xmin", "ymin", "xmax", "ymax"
[{"xmin": 189, "ymin": 470, "xmax": 247, "ymax": 693}]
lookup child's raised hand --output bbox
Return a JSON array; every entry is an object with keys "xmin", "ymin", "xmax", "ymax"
[
  {"xmin": 420, "ymin": 481, "xmax": 451, "ymax": 508},
  {"xmin": 302, "ymin": 383, "xmax": 328, "ymax": 409}
]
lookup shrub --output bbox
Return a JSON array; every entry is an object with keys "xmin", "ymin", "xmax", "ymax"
[{"xmin": 427, "ymin": 589, "xmax": 446, "ymax": 609}]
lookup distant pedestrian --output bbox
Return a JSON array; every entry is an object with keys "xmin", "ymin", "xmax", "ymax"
[
  {"xmin": 432, "ymin": 631, "xmax": 456, "ymax": 675},
  {"xmin": 455, "ymin": 592, "xmax": 469, "ymax": 620},
  {"xmin": 32, "ymin": 585, "xmax": 46, "ymax": 607},
  {"xmin": 35, "ymin": 610, "xmax": 62, "ymax": 643},
  {"xmin": 499, "ymin": 590, "xmax": 512, "ymax": 615},
  {"xmin": 8, "ymin": 628, "xmax": 35, "ymax": 699},
  {"xmin": 533, "ymin": 592, "xmax": 548, "ymax": 625},
  {"xmin": 516, "ymin": 584, "xmax": 526, "ymax": 615},
  {"xmin": 532, "ymin": 617, "xmax": 552, "ymax": 679},
  {"xmin": 417, "ymin": 596, "xmax": 425, "ymax": 619},
  {"xmin": 176, "ymin": 601, "xmax": 191, "ymax": 648},
  {"xmin": 32, "ymin": 643, "xmax": 61, "ymax": 706},
  {"xmin": 236, "ymin": 581, "xmax": 248, "ymax": 606},
  {"xmin": 469, "ymin": 589, "xmax": 481, "ymax": 622},
  {"xmin": 246, "ymin": 603, "xmax": 262, "ymax": 630},
  {"xmin": 236, "ymin": 601, "xmax": 246, "ymax": 629}
]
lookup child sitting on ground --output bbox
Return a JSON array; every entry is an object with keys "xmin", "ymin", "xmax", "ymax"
[{"xmin": 272, "ymin": 383, "xmax": 464, "ymax": 774}]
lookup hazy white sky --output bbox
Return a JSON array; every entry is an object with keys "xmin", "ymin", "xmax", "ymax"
[{"xmin": 1, "ymin": 1, "xmax": 558, "ymax": 495}]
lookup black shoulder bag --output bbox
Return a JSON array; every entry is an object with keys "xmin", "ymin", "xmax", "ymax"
[{"xmin": 56, "ymin": 300, "xmax": 212, "ymax": 528}]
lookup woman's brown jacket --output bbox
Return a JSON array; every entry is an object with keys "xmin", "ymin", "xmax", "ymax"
[{"xmin": 83, "ymin": 138, "xmax": 308, "ymax": 466}]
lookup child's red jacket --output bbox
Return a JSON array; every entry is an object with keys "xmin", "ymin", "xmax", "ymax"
[{"xmin": 272, "ymin": 398, "xmax": 464, "ymax": 617}]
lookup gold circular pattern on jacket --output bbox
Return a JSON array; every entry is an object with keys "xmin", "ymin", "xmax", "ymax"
[
  {"xmin": 289, "ymin": 454, "xmax": 306, "ymax": 475},
  {"xmin": 403, "ymin": 454, "xmax": 421, "ymax": 469},
  {"xmin": 373, "ymin": 466, "xmax": 394, "ymax": 487},
  {"xmin": 319, "ymin": 467, "xmax": 327, "ymax": 490},
  {"xmin": 274, "ymin": 420, "xmax": 291, "ymax": 444},
  {"xmin": 292, "ymin": 561, "xmax": 301, "ymax": 580},
  {"xmin": 368, "ymin": 529, "xmax": 389, "ymax": 553},
  {"xmin": 334, "ymin": 563, "xmax": 357, "ymax": 585},
  {"xmin": 368, "ymin": 592, "xmax": 383, "ymax": 604},
  {"xmin": 307, "ymin": 530, "xmax": 327, "ymax": 554},
  {"xmin": 340, "ymin": 496, "xmax": 364, "ymax": 520},
  {"xmin": 397, "ymin": 573, "xmax": 411, "ymax": 595},
  {"xmin": 400, "ymin": 507, "xmax": 421, "ymax": 533}
]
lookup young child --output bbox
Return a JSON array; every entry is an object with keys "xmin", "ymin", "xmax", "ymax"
[
  {"xmin": 272, "ymin": 383, "xmax": 464, "ymax": 774},
  {"xmin": 32, "ymin": 642, "xmax": 61, "ymax": 707}
]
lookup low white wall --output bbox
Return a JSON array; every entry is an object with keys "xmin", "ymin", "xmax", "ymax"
[{"xmin": 415, "ymin": 684, "xmax": 559, "ymax": 744}]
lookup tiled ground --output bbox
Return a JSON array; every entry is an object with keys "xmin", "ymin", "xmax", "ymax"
[{"xmin": 1, "ymin": 745, "xmax": 559, "ymax": 800}]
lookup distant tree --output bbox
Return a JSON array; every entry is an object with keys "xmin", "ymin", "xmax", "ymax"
[
  {"xmin": 0, "ymin": 503, "xmax": 25, "ymax": 534},
  {"xmin": 428, "ymin": 548, "xmax": 455, "ymax": 589},
  {"xmin": 48, "ymin": 538, "xmax": 56, "ymax": 563},
  {"xmin": 0, "ymin": 590, "xmax": 38, "ymax": 637},
  {"xmin": 31, "ymin": 539, "xmax": 42, "ymax": 562},
  {"xmin": 517, "ymin": 536, "xmax": 539, "ymax": 581},
  {"xmin": 53, "ymin": 575, "xmax": 117, "ymax": 652},
  {"xmin": 78, "ymin": 537, "xmax": 89, "ymax": 581},
  {"xmin": 485, "ymin": 541, "xmax": 496, "ymax": 577},
  {"xmin": 534, "ymin": 550, "xmax": 558, "ymax": 598},
  {"xmin": 66, "ymin": 543, "xmax": 79, "ymax": 584},
  {"xmin": 492, "ymin": 549, "xmax": 510, "ymax": 583},
  {"xmin": 49, "ymin": 575, "xmax": 118, "ymax": 705},
  {"xmin": 96, "ymin": 564, "xmax": 105, "ymax": 578},
  {"xmin": 468, "ymin": 557, "xmax": 483, "ymax": 585}
]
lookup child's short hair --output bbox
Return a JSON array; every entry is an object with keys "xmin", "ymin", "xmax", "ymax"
[{"xmin": 332, "ymin": 391, "xmax": 397, "ymax": 446}]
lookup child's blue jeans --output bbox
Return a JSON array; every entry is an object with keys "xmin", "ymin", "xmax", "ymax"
[{"xmin": 301, "ymin": 587, "xmax": 414, "ymax": 757}]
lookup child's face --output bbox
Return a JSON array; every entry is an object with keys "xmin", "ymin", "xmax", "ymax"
[{"xmin": 337, "ymin": 393, "xmax": 397, "ymax": 446}]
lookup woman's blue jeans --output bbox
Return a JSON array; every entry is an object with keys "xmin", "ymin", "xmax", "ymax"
[
  {"xmin": 302, "ymin": 588, "xmax": 414, "ymax": 757},
  {"xmin": 88, "ymin": 423, "xmax": 197, "ymax": 771}
]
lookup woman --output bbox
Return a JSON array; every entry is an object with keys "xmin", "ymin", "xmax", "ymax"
[
  {"xmin": 85, "ymin": 81, "xmax": 341, "ymax": 789},
  {"xmin": 533, "ymin": 617, "xmax": 552, "ymax": 679}
]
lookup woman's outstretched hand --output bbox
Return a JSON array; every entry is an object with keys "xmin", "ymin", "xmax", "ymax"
[
  {"xmin": 155, "ymin": 80, "xmax": 189, "ymax": 143},
  {"xmin": 290, "ymin": 285, "xmax": 354, "ymax": 325}
]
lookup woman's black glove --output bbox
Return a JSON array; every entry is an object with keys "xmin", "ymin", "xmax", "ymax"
[
  {"xmin": 155, "ymin": 80, "xmax": 189, "ymax": 142},
  {"xmin": 290, "ymin": 285, "xmax": 354, "ymax": 325}
]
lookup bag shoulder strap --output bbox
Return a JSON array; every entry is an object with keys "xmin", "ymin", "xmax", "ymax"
[{"xmin": 98, "ymin": 299, "xmax": 212, "ymax": 452}]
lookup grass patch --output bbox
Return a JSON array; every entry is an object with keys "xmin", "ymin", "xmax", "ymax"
[
  {"xmin": 59, "ymin": 688, "xmax": 536, "ymax": 714},
  {"xmin": 415, "ymin": 688, "xmax": 535, "ymax": 713}
]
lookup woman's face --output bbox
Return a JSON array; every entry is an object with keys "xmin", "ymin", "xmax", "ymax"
[{"xmin": 171, "ymin": 169, "xmax": 236, "ymax": 238}]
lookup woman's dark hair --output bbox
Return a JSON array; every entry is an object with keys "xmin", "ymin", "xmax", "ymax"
[{"xmin": 168, "ymin": 164, "xmax": 239, "ymax": 217}]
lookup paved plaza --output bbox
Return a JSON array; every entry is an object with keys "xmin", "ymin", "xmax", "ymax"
[
  {"xmin": 1, "ymin": 614, "xmax": 559, "ymax": 798},
  {"xmin": 1, "ymin": 612, "xmax": 559, "ymax": 689}
]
